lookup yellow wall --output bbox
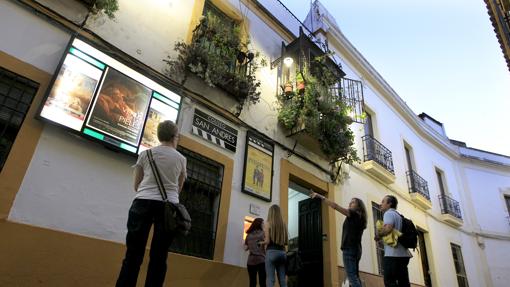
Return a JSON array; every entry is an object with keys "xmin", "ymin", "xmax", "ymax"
[
  {"xmin": 0, "ymin": 220, "xmax": 248, "ymax": 287},
  {"xmin": 279, "ymin": 159, "xmax": 340, "ymax": 287},
  {"xmin": 0, "ymin": 51, "xmax": 48, "ymax": 220}
]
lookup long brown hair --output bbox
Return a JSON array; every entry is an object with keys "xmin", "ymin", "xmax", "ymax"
[
  {"xmin": 246, "ymin": 218, "xmax": 264, "ymax": 234},
  {"xmin": 352, "ymin": 198, "xmax": 367, "ymax": 229},
  {"xmin": 267, "ymin": 204, "xmax": 288, "ymax": 246}
]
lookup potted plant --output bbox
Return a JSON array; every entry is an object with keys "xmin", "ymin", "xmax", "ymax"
[
  {"xmin": 164, "ymin": 12, "xmax": 264, "ymax": 108},
  {"xmin": 284, "ymin": 82, "xmax": 293, "ymax": 95},
  {"xmin": 277, "ymin": 56, "xmax": 359, "ymax": 166},
  {"xmin": 296, "ymin": 72, "xmax": 305, "ymax": 93}
]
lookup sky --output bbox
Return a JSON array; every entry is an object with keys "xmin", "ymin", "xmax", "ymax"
[{"xmin": 279, "ymin": 0, "xmax": 510, "ymax": 156}]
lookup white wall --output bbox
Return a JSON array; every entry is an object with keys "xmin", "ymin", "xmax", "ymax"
[{"xmin": 0, "ymin": 0, "xmax": 71, "ymax": 74}]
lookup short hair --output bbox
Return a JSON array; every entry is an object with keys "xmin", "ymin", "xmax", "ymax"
[
  {"xmin": 386, "ymin": 195, "xmax": 398, "ymax": 209},
  {"xmin": 157, "ymin": 120, "xmax": 178, "ymax": 142}
]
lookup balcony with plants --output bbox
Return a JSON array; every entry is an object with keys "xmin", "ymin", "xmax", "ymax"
[
  {"xmin": 78, "ymin": 0, "xmax": 119, "ymax": 19},
  {"xmin": 275, "ymin": 27, "xmax": 364, "ymax": 169},
  {"xmin": 164, "ymin": 11, "xmax": 265, "ymax": 115},
  {"xmin": 439, "ymin": 194, "xmax": 463, "ymax": 226},
  {"xmin": 406, "ymin": 170, "xmax": 432, "ymax": 209},
  {"xmin": 361, "ymin": 135, "xmax": 395, "ymax": 184}
]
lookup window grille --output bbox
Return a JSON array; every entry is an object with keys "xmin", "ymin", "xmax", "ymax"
[
  {"xmin": 169, "ymin": 147, "xmax": 224, "ymax": 259},
  {"xmin": 0, "ymin": 67, "xmax": 39, "ymax": 171}
]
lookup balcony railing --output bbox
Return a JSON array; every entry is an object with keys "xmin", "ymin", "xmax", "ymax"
[
  {"xmin": 406, "ymin": 170, "xmax": 430, "ymax": 200},
  {"xmin": 330, "ymin": 78, "xmax": 365, "ymax": 123},
  {"xmin": 362, "ymin": 135, "xmax": 394, "ymax": 174},
  {"xmin": 439, "ymin": 195, "xmax": 462, "ymax": 220}
]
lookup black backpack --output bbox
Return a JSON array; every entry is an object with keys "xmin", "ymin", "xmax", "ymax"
[{"xmin": 398, "ymin": 214, "xmax": 418, "ymax": 249}]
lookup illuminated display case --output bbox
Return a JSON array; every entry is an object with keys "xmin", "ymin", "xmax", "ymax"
[{"xmin": 38, "ymin": 37, "xmax": 182, "ymax": 154}]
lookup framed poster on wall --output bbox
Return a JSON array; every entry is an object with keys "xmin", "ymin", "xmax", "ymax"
[{"xmin": 242, "ymin": 131, "xmax": 274, "ymax": 202}]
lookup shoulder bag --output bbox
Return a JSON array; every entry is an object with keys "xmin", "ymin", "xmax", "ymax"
[{"xmin": 147, "ymin": 149, "xmax": 191, "ymax": 236}]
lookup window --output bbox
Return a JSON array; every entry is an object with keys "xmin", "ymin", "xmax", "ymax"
[
  {"xmin": 169, "ymin": 147, "xmax": 224, "ymax": 259},
  {"xmin": 436, "ymin": 168, "xmax": 447, "ymax": 196},
  {"xmin": 505, "ymin": 195, "xmax": 510, "ymax": 217},
  {"xmin": 451, "ymin": 243, "xmax": 469, "ymax": 287},
  {"xmin": 372, "ymin": 202, "xmax": 384, "ymax": 275},
  {"xmin": 203, "ymin": 0, "xmax": 236, "ymax": 29},
  {"xmin": 404, "ymin": 144, "xmax": 414, "ymax": 172},
  {"xmin": 0, "ymin": 67, "xmax": 38, "ymax": 171},
  {"xmin": 364, "ymin": 111, "xmax": 374, "ymax": 137}
]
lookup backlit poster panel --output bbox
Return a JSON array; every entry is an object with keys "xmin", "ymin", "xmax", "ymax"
[
  {"xmin": 139, "ymin": 93, "xmax": 179, "ymax": 152},
  {"xmin": 86, "ymin": 68, "xmax": 151, "ymax": 146},
  {"xmin": 40, "ymin": 52, "xmax": 103, "ymax": 131},
  {"xmin": 38, "ymin": 37, "xmax": 182, "ymax": 154}
]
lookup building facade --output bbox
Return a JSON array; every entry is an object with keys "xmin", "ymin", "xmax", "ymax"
[
  {"xmin": 485, "ymin": 0, "xmax": 510, "ymax": 72},
  {"xmin": 1, "ymin": 0, "xmax": 509, "ymax": 286}
]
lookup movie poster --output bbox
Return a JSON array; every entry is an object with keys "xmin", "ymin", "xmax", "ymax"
[
  {"xmin": 138, "ymin": 96, "xmax": 179, "ymax": 152},
  {"xmin": 87, "ymin": 68, "xmax": 151, "ymax": 146},
  {"xmin": 243, "ymin": 132, "xmax": 274, "ymax": 201},
  {"xmin": 40, "ymin": 54, "xmax": 102, "ymax": 131}
]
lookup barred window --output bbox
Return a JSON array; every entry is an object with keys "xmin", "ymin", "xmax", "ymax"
[
  {"xmin": 451, "ymin": 243, "xmax": 469, "ymax": 287},
  {"xmin": 0, "ymin": 67, "xmax": 39, "ymax": 171},
  {"xmin": 170, "ymin": 147, "xmax": 224, "ymax": 259},
  {"xmin": 372, "ymin": 202, "xmax": 384, "ymax": 275}
]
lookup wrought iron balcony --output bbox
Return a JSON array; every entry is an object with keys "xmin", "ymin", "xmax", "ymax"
[
  {"xmin": 406, "ymin": 170, "xmax": 430, "ymax": 200},
  {"xmin": 362, "ymin": 135, "xmax": 394, "ymax": 174},
  {"xmin": 439, "ymin": 195, "xmax": 462, "ymax": 220}
]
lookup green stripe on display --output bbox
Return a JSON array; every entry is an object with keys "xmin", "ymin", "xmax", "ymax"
[
  {"xmin": 69, "ymin": 47, "xmax": 106, "ymax": 70},
  {"xmin": 153, "ymin": 91, "xmax": 180, "ymax": 109},
  {"xmin": 83, "ymin": 128, "xmax": 105, "ymax": 140},
  {"xmin": 120, "ymin": 143, "xmax": 137, "ymax": 153}
]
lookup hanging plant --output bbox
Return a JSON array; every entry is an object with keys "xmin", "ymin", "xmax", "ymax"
[
  {"xmin": 90, "ymin": 0, "xmax": 119, "ymax": 19},
  {"xmin": 277, "ymin": 55, "xmax": 359, "ymax": 165},
  {"xmin": 164, "ymin": 12, "xmax": 264, "ymax": 106}
]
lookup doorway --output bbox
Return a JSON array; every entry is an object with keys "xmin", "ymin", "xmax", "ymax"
[
  {"xmin": 417, "ymin": 229, "xmax": 432, "ymax": 287},
  {"xmin": 288, "ymin": 181, "xmax": 323, "ymax": 287}
]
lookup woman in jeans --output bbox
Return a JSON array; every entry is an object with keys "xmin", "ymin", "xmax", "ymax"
[
  {"xmin": 244, "ymin": 218, "xmax": 266, "ymax": 287},
  {"xmin": 311, "ymin": 192, "xmax": 367, "ymax": 287},
  {"xmin": 263, "ymin": 204, "xmax": 289, "ymax": 287},
  {"xmin": 116, "ymin": 120, "xmax": 187, "ymax": 287}
]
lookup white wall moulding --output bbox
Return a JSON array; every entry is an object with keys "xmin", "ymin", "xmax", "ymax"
[
  {"xmin": 361, "ymin": 160, "xmax": 396, "ymax": 185},
  {"xmin": 410, "ymin": 192, "xmax": 432, "ymax": 210},
  {"xmin": 441, "ymin": 213, "xmax": 464, "ymax": 227}
]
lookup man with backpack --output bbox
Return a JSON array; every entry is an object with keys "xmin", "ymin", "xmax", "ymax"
[{"xmin": 375, "ymin": 195, "xmax": 413, "ymax": 287}]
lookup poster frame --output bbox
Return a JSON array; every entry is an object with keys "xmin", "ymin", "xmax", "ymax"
[{"xmin": 241, "ymin": 130, "xmax": 274, "ymax": 202}]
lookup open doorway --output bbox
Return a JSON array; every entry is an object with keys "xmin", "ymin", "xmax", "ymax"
[{"xmin": 288, "ymin": 181, "xmax": 323, "ymax": 287}]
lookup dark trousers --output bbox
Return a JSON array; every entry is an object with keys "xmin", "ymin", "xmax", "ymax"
[
  {"xmin": 248, "ymin": 262, "xmax": 267, "ymax": 287},
  {"xmin": 116, "ymin": 199, "xmax": 174, "ymax": 287},
  {"xmin": 383, "ymin": 257, "xmax": 410, "ymax": 287}
]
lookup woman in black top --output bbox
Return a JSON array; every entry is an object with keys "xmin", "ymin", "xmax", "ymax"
[{"xmin": 311, "ymin": 192, "xmax": 367, "ymax": 287}]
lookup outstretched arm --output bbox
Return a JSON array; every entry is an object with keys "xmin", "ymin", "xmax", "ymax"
[{"xmin": 310, "ymin": 191, "xmax": 350, "ymax": 217}]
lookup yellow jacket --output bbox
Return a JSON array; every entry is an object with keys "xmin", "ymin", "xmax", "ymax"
[{"xmin": 376, "ymin": 220, "xmax": 402, "ymax": 247}]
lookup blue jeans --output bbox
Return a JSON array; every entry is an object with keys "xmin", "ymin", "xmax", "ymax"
[
  {"xmin": 116, "ymin": 199, "xmax": 174, "ymax": 287},
  {"xmin": 342, "ymin": 248, "xmax": 362, "ymax": 287},
  {"xmin": 265, "ymin": 249, "xmax": 287, "ymax": 287}
]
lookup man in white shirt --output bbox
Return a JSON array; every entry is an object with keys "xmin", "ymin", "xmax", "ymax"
[{"xmin": 375, "ymin": 195, "xmax": 412, "ymax": 287}]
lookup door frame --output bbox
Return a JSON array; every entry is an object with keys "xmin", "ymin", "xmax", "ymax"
[
  {"xmin": 417, "ymin": 228, "xmax": 432, "ymax": 287},
  {"xmin": 279, "ymin": 159, "xmax": 338, "ymax": 287}
]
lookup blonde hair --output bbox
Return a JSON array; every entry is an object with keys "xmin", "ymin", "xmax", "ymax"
[{"xmin": 267, "ymin": 204, "xmax": 288, "ymax": 246}]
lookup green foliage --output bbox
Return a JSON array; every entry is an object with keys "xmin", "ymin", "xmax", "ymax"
[
  {"xmin": 91, "ymin": 0, "xmax": 119, "ymax": 19},
  {"xmin": 277, "ymin": 57, "xmax": 359, "ymax": 164},
  {"xmin": 164, "ymin": 13, "xmax": 263, "ymax": 106}
]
